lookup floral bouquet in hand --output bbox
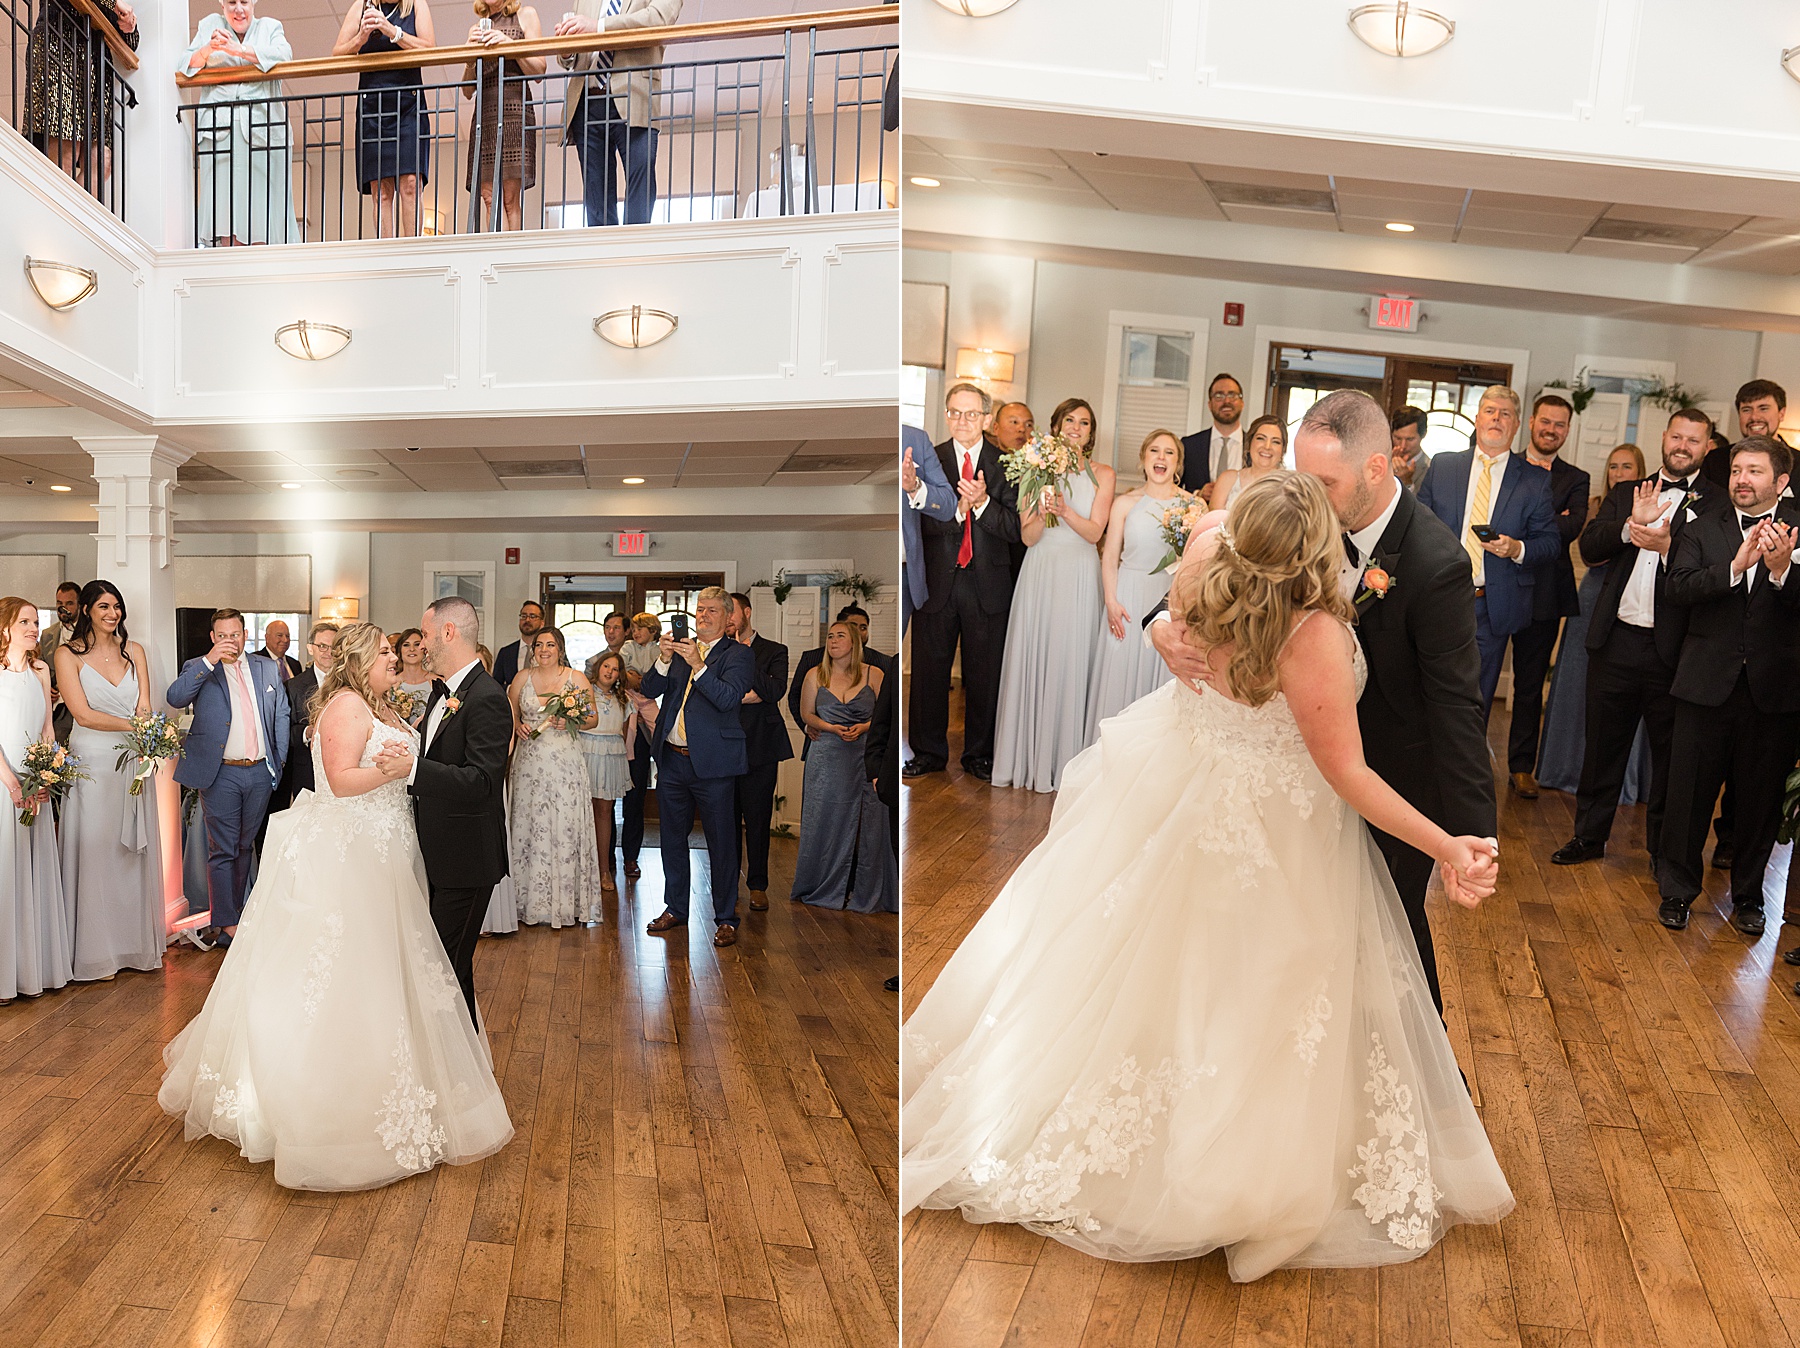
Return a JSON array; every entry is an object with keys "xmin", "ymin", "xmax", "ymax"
[
  {"xmin": 1153, "ymin": 491, "xmax": 1210, "ymax": 573},
  {"xmin": 387, "ymin": 687, "xmax": 425, "ymax": 723},
  {"xmin": 17, "ymin": 740, "xmax": 86, "ymax": 825},
  {"xmin": 114, "ymin": 712, "xmax": 186, "ymax": 797},
  {"xmin": 1001, "ymin": 432, "xmax": 1096, "ymax": 527},
  {"xmin": 532, "ymin": 686, "xmax": 594, "ymax": 739}
]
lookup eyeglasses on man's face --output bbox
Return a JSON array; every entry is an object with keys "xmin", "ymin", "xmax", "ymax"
[{"xmin": 945, "ymin": 408, "xmax": 984, "ymax": 422}]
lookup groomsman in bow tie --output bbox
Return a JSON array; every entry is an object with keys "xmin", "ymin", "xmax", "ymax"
[
  {"xmin": 1554, "ymin": 409, "xmax": 1721, "ymax": 869},
  {"xmin": 1654, "ymin": 436, "xmax": 1800, "ymax": 934}
]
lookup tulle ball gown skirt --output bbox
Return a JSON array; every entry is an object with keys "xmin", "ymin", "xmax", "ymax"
[{"xmin": 901, "ymin": 680, "xmax": 1514, "ymax": 1279}]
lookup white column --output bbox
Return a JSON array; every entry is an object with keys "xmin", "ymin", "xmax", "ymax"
[{"xmin": 80, "ymin": 435, "xmax": 190, "ymax": 934}]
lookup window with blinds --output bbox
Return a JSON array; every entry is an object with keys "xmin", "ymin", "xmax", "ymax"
[{"xmin": 1114, "ymin": 328, "xmax": 1193, "ymax": 463}]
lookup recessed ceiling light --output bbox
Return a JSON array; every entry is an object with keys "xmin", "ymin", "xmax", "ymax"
[
  {"xmin": 48, "ymin": 484, "xmax": 72, "ymax": 492},
  {"xmin": 1385, "ymin": 221, "xmax": 1416, "ymax": 232},
  {"xmin": 622, "ymin": 476, "xmax": 646, "ymax": 485},
  {"xmin": 281, "ymin": 482, "xmax": 302, "ymax": 489},
  {"xmin": 909, "ymin": 176, "xmax": 941, "ymax": 188}
]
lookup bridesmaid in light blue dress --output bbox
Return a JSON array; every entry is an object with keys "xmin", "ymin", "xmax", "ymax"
[
  {"xmin": 54, "ymin": 580, "xmax": 164, "ymax": 981},
  {"xmin": 993, "ymin": 398, "xmax": 1116, "ymax": 793},
  {"xmin": 0, "ymin": 598, "xmax": 72, "ymax": 1002},
  {"xmin": 792, "ymin": 625, "xmax": 896, "ymax": 912},
  {"xmin": 1086, "ymin": 429, "xmax": 1184, "ymax": 739}
]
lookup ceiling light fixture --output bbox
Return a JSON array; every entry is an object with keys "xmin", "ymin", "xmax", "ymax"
[
  {"xmin": 1347, "ymin": 2, "xmax": 1454, "ymax": 57},
  {"xmin": 274, "ymin": 319, "xmax": 352, "ymax": 361},
  {"xmin": 909, "ymin": 176, "xmax": 941, "ymax": 188},
  {"xmin": 23, "ymin": 257, "xmax": 98, "ymax": 310},
  {"xmin": 622, "ymin": 476, "xmax": 646, "ymax": 485},
  {"xmin": 593, "ymin": 306, "xmax": 678, "ymax": 349},
  {"xmin": 1385, "ymin": 221, "xmax": 1416, "ymax": 232},
  {"xmin": 49, "ymin": 483, "xmax": 72, "ymax": 492},
  {"xmin": 929, "ymin": 0, "xmax": 1019, "ymax": 15},
  {"xmin": 281, "ymin": 482, "xmax": 302, "ymax": 489}
]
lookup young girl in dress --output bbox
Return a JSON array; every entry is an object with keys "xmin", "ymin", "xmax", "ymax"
[{"xmin": 580, "ymin": 652, "xmax": 632, "ymax": 893}]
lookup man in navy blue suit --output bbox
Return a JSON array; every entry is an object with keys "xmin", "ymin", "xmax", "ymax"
[
  {"xmin": 901, "ymin": 423, "xmax": 957, "ymax": 634},
  {"xmin": 167, "ymin": 607, "xmax": 290, "ymax": 944},
  {"xmin": 640, "ymin": 587, "xmax": 756, "ymax": 947},
  {"xmin": 1417, "ymin": 386, "xmax": 1560, "ymax": 719}
]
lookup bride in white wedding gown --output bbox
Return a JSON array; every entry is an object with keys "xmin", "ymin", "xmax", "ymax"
[
  {"xmin": 160, "ymin": 624, "xmax": 513, "ymax": 1191},
  {"xmin": 902, "ymin": 472, "xmax": 1514, "ymax": 1280}
]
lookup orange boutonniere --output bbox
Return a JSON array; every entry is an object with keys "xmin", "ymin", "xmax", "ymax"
[
  {"xmin": 441, "ymin": 695, "xmax": 462, "ymax": 720},
  {"xmin": 1355, "ymin": 566, "xmax": 1394, "ymax": 610}
]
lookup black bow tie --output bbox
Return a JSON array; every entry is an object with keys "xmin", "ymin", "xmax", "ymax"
[
  {"xmin": 1659, "ymin": 477, "xmax": 1690, "ymax": 494},
  {"xmin": 1343, "ymin": 532, "xmax": 1360, "ymax": 567},
  {"xmin": 1741, "ymin": 513, "xmax": 1773, "ymax": 532}
]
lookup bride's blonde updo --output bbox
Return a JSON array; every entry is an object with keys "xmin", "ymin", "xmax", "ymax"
[
  {"xmin": 308, "ymin": 621, "xmax": 392, "ymax": 725},
  {"xmin": 1174, "ymin": 470, "xmax": 1354, "ymax": 708}
]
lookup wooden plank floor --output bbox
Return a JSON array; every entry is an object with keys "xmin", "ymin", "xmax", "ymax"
[
  {"xmin": 0, "ymin": 834, "xmax": 897, "ymax": 1348},
  {"xmin": 902, "ymin": 694, "xmax": 1800, "ymax": 1348}
]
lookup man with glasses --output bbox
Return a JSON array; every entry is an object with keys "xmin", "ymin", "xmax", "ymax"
[
  {"xmin": 493, "ymin": 601, "xmax": 545, "ymax": 687},
  {"xmin": 280, "ymin": 622, "xmax": 339, "ymax": 802},
  {"xmin": 1180, "ymin": 372, "xmax": 1247, "ymax": 500}
]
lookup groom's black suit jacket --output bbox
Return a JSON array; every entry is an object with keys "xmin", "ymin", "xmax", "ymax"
[{"xmin": 408, "ymin": 663, "xmax": 511, "ymax": 888}]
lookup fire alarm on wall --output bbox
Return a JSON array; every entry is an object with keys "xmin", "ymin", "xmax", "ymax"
[
  {"xmin": 1223, "ymin": 302, "xmax": 1244, "ymax": 327},
  {"xmin": 504, "ymin": 548, "xmax": 520, "ymax": 565}
]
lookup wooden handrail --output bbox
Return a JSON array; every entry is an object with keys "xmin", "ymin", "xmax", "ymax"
[
  {"xmin": 175, "ymin": 4, "xmax": 892, "ymax": 88},
  {"xmin": 67, "ymin": 0, "xmax": 140, "ymax": 73}
]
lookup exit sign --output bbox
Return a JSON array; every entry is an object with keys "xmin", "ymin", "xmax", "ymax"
[
  {"xmin": 1369, "ymin": 295, "xmax": 1420, "ymax": 333},
  {"xmin": 614, "ymin": 531, "xmax": 649, "ymax": 557}
]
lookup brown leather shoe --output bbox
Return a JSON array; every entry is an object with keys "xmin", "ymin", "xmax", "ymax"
[
  {"xmin": 748, "ymin": 889, "xmax": 769, "ymax": 911},
  {"xmin": 645, "ymin": 912, "xmax": 686, "ymax": 934},
  {"xmin": 712, "ymin": 924, "xmax": 738, "ymax": 947},
  {"xmin": 1510, "ymin": 772, "xmax": 1540, "ymax": 799}
]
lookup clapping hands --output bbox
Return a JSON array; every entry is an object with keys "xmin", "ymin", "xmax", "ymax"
[{"xmin": 1439, "ymin": 836, "xmax": 1500, "ymax": 909}]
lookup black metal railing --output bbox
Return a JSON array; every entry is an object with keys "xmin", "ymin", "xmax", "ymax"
[
  {"xmin": 172, "ymin": 10, "xmax": 893, "ymax": 246},
  {"xmin": 2, "ymin": 0, "xmax": 136, "ymax": 215}
]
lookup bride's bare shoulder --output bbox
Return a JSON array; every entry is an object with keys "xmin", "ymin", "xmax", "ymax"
[
  {"xmin": 1279, "ymin": 610, "xmax": 1357, "ymax": 677},
  {"xmin": 319, "ymin": 688, "xmax": 374, "ymax": 728}
]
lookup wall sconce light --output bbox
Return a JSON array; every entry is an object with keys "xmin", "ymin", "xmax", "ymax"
[
  {"xmin": 275, "ymin": 320, "xmax": 352, "ymax": 361},
  {"xmin": 954, "ymin": 347, "xmax": 1016, "ymax": 383},
  {"xmin": 930, "ymin": 0, "xmax": 1020, "ymax": 15},
  {"xmin": 1783, "ymin": 42, "xmax": 1800, "ymax": 84},
  {"xmin": 318, "ymin": 596, "xmax": 361, "ymax": 621},
  {"xmin": 24, "ymin": 257, "xmax": 98, "ymax": 310},
  {"xmin": 593, "ymin": 306, "xmax": 679, "ymax": 349},
  {"xmin": 1348, "ymin": 2, "xmax": 1454, "ymax": 57}
]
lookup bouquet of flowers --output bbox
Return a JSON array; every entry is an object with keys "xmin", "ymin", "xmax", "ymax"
[
  {"xmin": 16, "ymin": 740, "xmax": 86, "ymax": 826},
  {"xmin": 114, "ymin": 712, "xmax": 186, "ymax": 797},
  {"xmin": 532, "ymin": 686, "xmax": 594, "ymax": 739},
  {"xmin": 1001, "ymin": 432, "xmax": 1096, "ymax": 527},
  {"xmin": 387, "ymin": 687, "xmax": 425, "ymax": 723},
  {"xmin": 1153, "ymin": 491, "xmax": 1210, "ymax": 573}
]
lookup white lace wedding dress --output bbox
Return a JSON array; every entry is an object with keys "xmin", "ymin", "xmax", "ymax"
[
  {"xmin": 159, "ymin": 698, "xmax": 514, "ymax": 1191},
  {"xmin": 901, "ymin": 618, "xmax": 1514, "ymax": 1279}
]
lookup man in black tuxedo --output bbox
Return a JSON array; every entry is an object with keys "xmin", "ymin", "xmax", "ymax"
[
  {"xmin": 1654, "ymin": 436, "xmax": 1800, "ymax": 935},
  {"xmin": 492, "ymin": 601, "xmax": 545, "ymax": 688},
  {"xmin": 1150, "ymin": 389, "xmax": 1495, "ymax": 1012},
  {"xmin": 728, "ymin": 592, "xmax": 792, "ymax": 911},
  {"xmin": 278, "ymin": 621, "xmax": 338, "ymax": 803},
  {"xmin": 1179, "ymin": 372, "xmax": 1246, "ymax": 500},
  {"xmin": 788, "ymin": 602, "xmax": 891, "ymax": 762},
  {"xmin": 1507, "ymin": 394, "xmax": 1589, "ymax": 798},
  {"xmin": 1700, "ymin": 380, "xmax": 1789, "ymax": 488},
  {"xmin": 1552, "ymin": 409, "xmax": 1720, "ymax": 869},
  {"xmin": 255, "ymin": 620, "xmax": 303, "ymax": 682},
  {"xmin": 388, "ymin": 596, "xmax": 512, "ymax": 1023},
  {"xmin": 905, "ymin": 382, "xmax": 1022, "ymax": 782}
]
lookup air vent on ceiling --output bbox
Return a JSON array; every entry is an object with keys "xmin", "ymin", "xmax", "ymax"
[
  {"xmin": 176, "ymin": 461, "xmax": 238, "ymax": 483},
  {"xmin": 1206, "ymin": 180, "xmax": 1336, "ymax": 213},
  {"xmin": 493, "ymin": 459, "xmax": 585, "ymax": 478},
  {"xmin": 1584, "ymin": 217, "xmax": 1722, "ymax": 249},
  {"xmin": 336, "ymin": 468, "xmax": 378, "ymax": 479},
  {"xmin": 781, "ymin": 453, "xmax": 890, "ymax": 474}
]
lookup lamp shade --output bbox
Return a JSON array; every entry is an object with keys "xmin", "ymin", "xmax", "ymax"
[
  {"xmin": 318, "ymin": 596, "xmax": 360, "ymax": 621},
  {"xmin": 1347, "ymin": 2, "xmax": 1454, "ymax": 57},
  {"xmin": 1784, "ymin": 43, "xmax": 1800, "ymax": 84},
  {"xmin": 24, "ymin": 257, "xmax": 98, "ymax": 310},
  {"xmin": 274, "ymin": 320, "xmax": 352, "ymax": 361},
  {"xmin": 930, "ymin": 0, "xmax": 1020, "ymax": 14},
  {"xmin": 593, "ymin": 306, "xmax": 679, "ymax": 349},
  {"xmin": 954, "ymin": 347, "xmax": 1016, "ymax": 383}
]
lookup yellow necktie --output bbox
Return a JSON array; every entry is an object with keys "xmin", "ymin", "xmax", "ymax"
[
  {"xmin": 1466, "ymin": 455, "xmax": 1496, "ymax": 583},
  {"xmin": 673, "ymin": 640, "xmax": 709, "ymax": 744}
]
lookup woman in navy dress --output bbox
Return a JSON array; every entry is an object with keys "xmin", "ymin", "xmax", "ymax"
[{"xmin": 333, "ymin": 0, "xmax": 436, "ymax": 236}]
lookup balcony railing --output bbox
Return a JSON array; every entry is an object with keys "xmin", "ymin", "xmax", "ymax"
[
  {"xmin": 2, "ymin": 0, "xmax": 138, "ymax": 214},
  {"xmin": 171, "ymin": 6, "xmax": 894, "ymax": 246}
]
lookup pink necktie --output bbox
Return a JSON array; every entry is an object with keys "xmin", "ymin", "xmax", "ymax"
[{"xmin": 229, "ymin": 661, "xmax": 259, "ymax": 758}]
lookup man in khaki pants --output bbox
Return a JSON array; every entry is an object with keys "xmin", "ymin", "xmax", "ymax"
[{"xmin": 555, "ymin": 0, "xmax": 682, "ymax": 225}]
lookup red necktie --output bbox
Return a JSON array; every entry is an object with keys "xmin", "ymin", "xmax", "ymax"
[{"xmin": 957, "ymin": 449, "xmax": 975, "ymax": 567}]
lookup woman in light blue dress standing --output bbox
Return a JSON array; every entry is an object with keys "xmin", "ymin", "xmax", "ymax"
[
  {"xmin": 992, "ymin": 398, "xmax": 1115, "ymax": 793},
  {"xmin": 180, "ymin": 0, "xmax": 299, "ymax": 245},
  {"xmin": 0, "ymin": 597, "xmax": 72, "ymax": 1002},
  {"xmin": 54, "ymin": 580, "xmax": 164, "ymax": 981},
  {"xmin": 1086, "ymin": 429, "xmax": 1185, "ymax": 738}
]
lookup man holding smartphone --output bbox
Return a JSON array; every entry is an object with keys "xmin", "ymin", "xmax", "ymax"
[{"xmin": 1417, "ymin": 385, "xmax": 1560, "ymax": 718}]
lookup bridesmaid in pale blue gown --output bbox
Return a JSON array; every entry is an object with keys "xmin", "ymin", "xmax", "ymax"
[
  {"xmin": 0, "ymin": 597, "xmax": 73, "ymax": 1002},
  {"xmin": 992, "ymin": 397, "xmax": 1116, "ymax": 793},
  {"xmin": 1086, "ymin": 429, "xmax": 1184, "ymax": 738},
  {"xmin": 792, "ymin": 624, "xmax": 896, "ymax": 912},
  {"xmin": 54, "ymin": 580, "xmax": 164, "ymax": 981},
  {"xmin": 1207, "ymin": 414, "xmax": 1289, "ymax": 511}
]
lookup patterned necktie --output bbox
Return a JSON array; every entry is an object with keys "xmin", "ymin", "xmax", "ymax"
[
  {"xmin": 1465, "ymin": 454, "xmax": 1496, "ymax": 583},
  {"xmin": 673, "ymin": 640, "xmax": 708, "ymax": 743},
  {"xmin": 597, "ymin": 0, "xmax": 623, "ymax": 73},
  {"xmin": 957, "ymin": 449, "xmax": 975, "ymax": 568}
]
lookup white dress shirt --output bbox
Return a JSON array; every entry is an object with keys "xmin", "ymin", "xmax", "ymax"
[
  {"xmin": 1731, "ymin": 506, "xmax": 1788, "ymax": 595},
  {"xmin": 654, "ymin": 639, "xmax": 714, "ymax": 746},
  {"xmin": 1616, "ymin": 475, "xmax": 1693, "ymax": 628},
  {"xmin": 1210, "ymin": 426, "xmax": 1244, "ymax": 480},
  {"xmin": 1340, "ymin": 478, "xmax": 1405, "ymax": 601},
  {"xmin": 423, "ymin": 658, "xmax": 483, "ymax": 751},
  {"xmin": 945, "ymin": 438, "xmax": 990, "ymax": 522},
  {"xmin": 203, "ymin": 655, "xmax": 269, "ymax": 763}
]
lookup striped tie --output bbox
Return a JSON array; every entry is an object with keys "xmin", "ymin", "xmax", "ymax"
[
  {"xmin": 597, "ymin": 0, "xmax": 623, "ymax": 75},
  {"xmin": 1465, "ymin": 454, "xmax": 1496, "ymax": 584}
]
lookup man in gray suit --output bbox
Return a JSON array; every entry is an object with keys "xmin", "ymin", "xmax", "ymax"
[{"xmin": 555, "ymin": 0, "xmax": 682, "ymax": 226}]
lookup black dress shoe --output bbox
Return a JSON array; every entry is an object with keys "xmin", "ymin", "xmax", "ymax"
[
  {"xmin": 1782, "ymin": 947, "xmax": 1800, "ymax": 966},
  {"xmin": 1730, "ymin": 904, "xmax": 1766, "ymax": 937},
  {"xmin": 902, "ymin": 758, "xmax": 942, "ymax": 779},
  {"xmin": 1552, "ymin": 838, "xmax": 1605, "ymax": 866},
  {"xmin": 965, "ymin": 759, "xmax": 993, "ymax": 781},
  {"xmin": 883, "ymin": 975, "xmax": 898, "ymax": 992},
  {"xmin": 1658, "ymin": 898, "xmax": 1692, "ymax": 930},
  {"xmin": 1712, "ymin": 844, "xmax": 1735, "ymax": 871}
]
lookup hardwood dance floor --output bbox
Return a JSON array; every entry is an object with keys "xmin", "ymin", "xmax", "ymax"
[
  {"xmin": 902, "ymin": 701, "xmax": 1800, "ymax": 1348},
  {"xmin": 0, "ymin": 837, "xmax": 898, "ymax": 1348}
]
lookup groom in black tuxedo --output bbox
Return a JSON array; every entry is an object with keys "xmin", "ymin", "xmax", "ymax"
[
  {"xmin": 388, "ymin": 595, "xmax": 512, "ymax": 1023},
  {"xmin": 1150, "ymin": 389, "xmax": 1494, "ymax": 1012}
]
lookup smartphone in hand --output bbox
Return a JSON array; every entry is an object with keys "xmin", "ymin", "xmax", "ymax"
[{"xmin": 671, "ymin": 613, "xmax": 690, "ymax": 641}]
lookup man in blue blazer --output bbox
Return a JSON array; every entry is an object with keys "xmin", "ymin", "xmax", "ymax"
[
  {"xmin": 901, "ymin": 422, "xmax": 957, "ymax": 633},
  {"xmin": 167, "ymin": 607, "xmax": 290, "ymax": 941},
  {"xmin": 640, "ymin": 587, "xmax": 756, "ymax": 946},
  {"xmin": 1417, "ymin": 386, "xmax": 1560, "ymax": 718}
]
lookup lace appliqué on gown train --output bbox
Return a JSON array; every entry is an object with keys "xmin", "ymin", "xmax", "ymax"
[
  {"xmin": 158, "ymin": 703, "xmax": 513, "ymax": 1191},
  {"xmin": 900, "ymin": 622, "xmax": 1513, "ymax": 1279}
]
